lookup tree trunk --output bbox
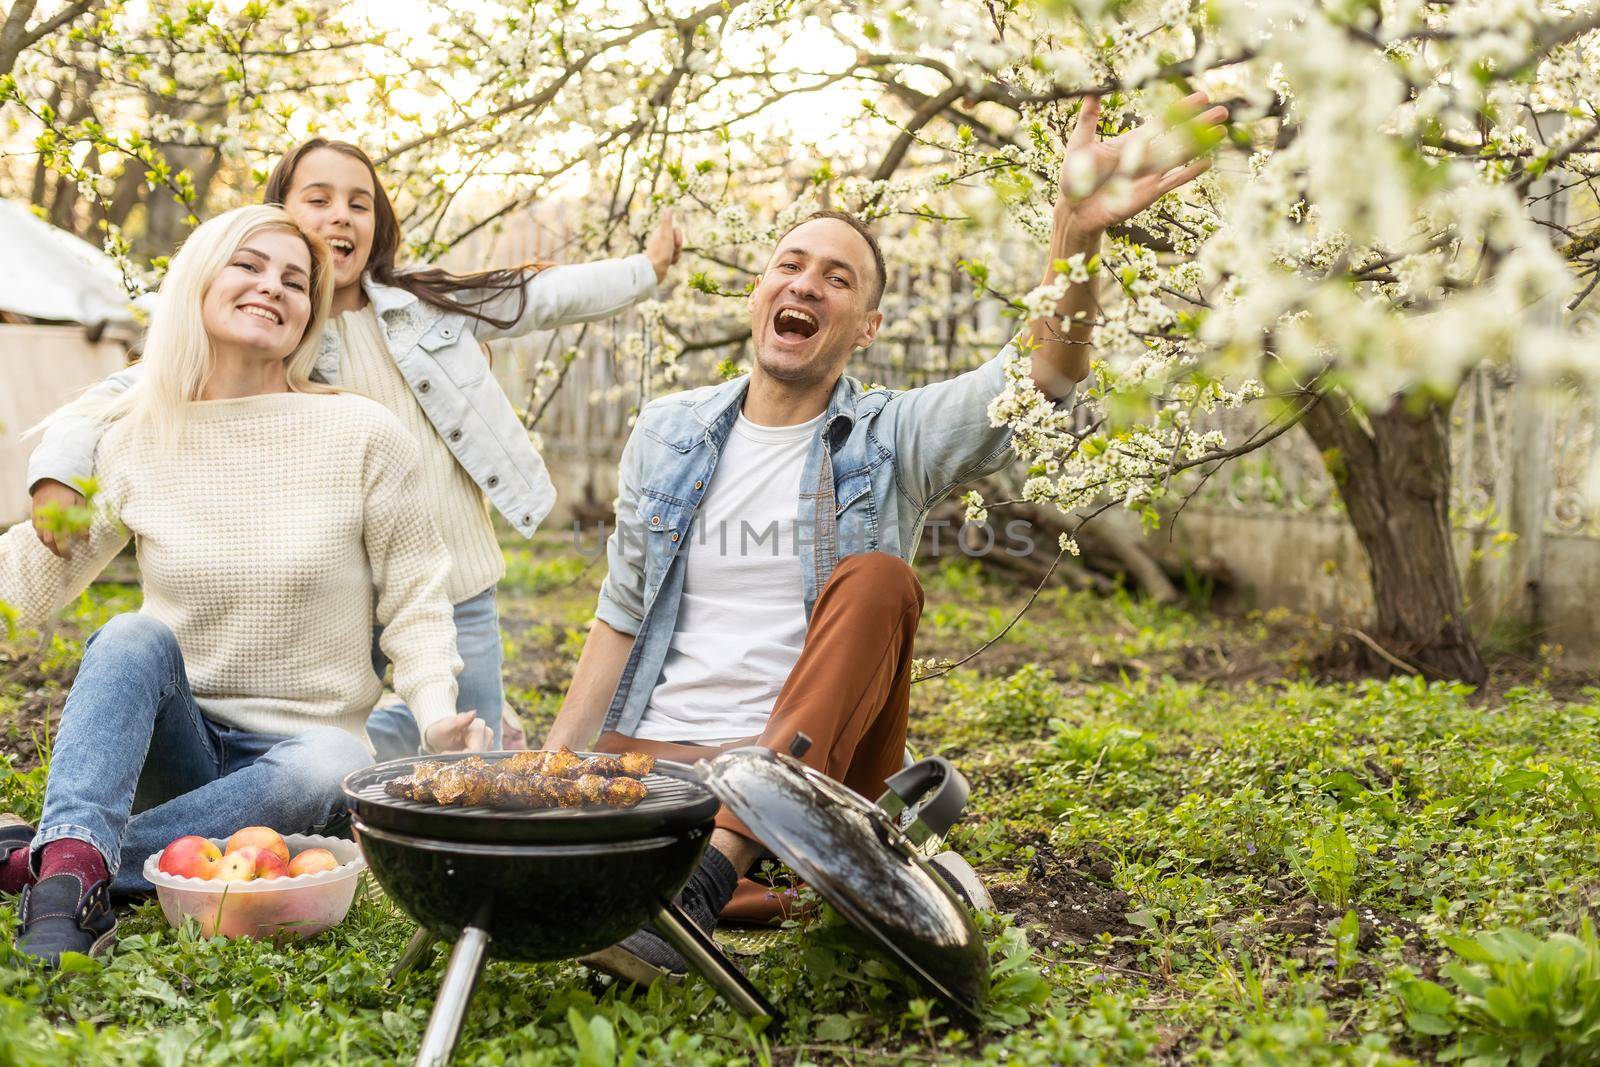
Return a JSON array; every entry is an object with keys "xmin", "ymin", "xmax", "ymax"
[
  {"xmin": 50, "ymin": 144, "xmax": 92, "ymax": 234},
  {"xmin": 104, "ymin": 163, "xmax": 147, "ymax": 229},
  {"xmin": 919, "ymin": 496, "xmax": 1211, "ymax": 603},
  {"xmin": 0, "ymin": 0, "xmax": 42, "ymax": 80},
  {"xmin": 28, "ymin": 83, "xmax": 63, "ymax": 208},
  {"xmin": 1, "ymin": 1, "xmax": 96, "ymax": 81},
  {"xmin": 137, "ymin": 124, "xmax": 224, "ymax": 259},
  {"xmin": 1299, "ymin": 389, "xmax": 1487, "ymax": 685}
]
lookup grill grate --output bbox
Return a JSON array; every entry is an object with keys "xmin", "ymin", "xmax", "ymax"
[
  {"xmin": 355, "ymin": 772, "xmax": 706, "ymax": 820},
  {"xmin": 344, "ymin": 753, "xmax": 722, "ymax": 844}
]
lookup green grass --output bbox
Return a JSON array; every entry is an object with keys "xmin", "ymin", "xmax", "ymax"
[{"xmin": 4, "ymin": 550, "xmax": 1600, "ymax": 1063}]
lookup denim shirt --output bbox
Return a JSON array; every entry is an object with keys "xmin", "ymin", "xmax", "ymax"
[
  {"xmin": 26, "ymin": 256, "xmax": 658, "ymax": 539},
  {"xmin": 595, "ymin": 341, "xmax": 1068, "ymax": 737}
]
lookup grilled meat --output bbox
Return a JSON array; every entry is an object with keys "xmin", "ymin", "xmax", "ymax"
[
  {"xmin": 432, "ymin": 761, "xmax": 499, "ymax": 806},
  {"xmin": 498, "ymin": 750, "xmax": 551, "ymax": 776},
  {"xmin": 498, "ymin": 748, "xmax": 655, "ymax": 780},
  {"xmin": 603, "ymin": 776, "xmax": 648, "ymax": 807},
  {"xmin": 617, "ymin": 752, "xmax": 656, "ymax": 778},
  {"xmin": 489, "ymin": 773, "xmax": 584, "ymax": 810},
  {"xmin": 571, "ymin": 753, "xmax": 656, "ymax": 778},
  {"xmin": 384, "ymin": 775, "xmax": 425, "ymax": 802},
  {"xmin": 385, "ymin": 758, "xmax": 454, "ymax": 803},
  {"xmin": 384, "ymin": 751, "xmax": 652, "ymax": 811},
  {"xmin": 571, "ymin": 756, "xmax": 621, "ymax": 778},
  {"xmin": 539, "ymin": 748, "xmax": 585, "ymax": 778}
]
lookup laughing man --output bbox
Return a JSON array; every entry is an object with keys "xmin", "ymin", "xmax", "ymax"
[{"xmin": 550, "ymin": 93, "xmax": 1229, "ymax": 983}]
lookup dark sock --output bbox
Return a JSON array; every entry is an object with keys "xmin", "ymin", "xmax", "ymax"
[
  {"xmin": 679, "ymin": 846, "xmax": 740, "ymax": 932},
  {"xmin": 0, "ymin": 847, "xmax": 33, "ymax": 894},
  {"xmin": 615, "ymin": 848, "xmax": 742, "ymax": 976},
  {"xmin": 37, "ymin": 839, "xmax": 109, "ymax": 896}
]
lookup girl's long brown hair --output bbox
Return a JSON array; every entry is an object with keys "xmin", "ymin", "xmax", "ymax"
[{"xmin": 263, "ymin": 138, "xmax": 543, "ymax": 330}]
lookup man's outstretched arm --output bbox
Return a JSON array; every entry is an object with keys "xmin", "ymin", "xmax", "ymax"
[
  {"xmin": 544, "ymin": 618, "xmax": 636, "ymax": 750},
  {"xmin": 884, "ymin": 93, "xmax": 1230, "ymax": 509},
  {"xmin": 544, "ymin": 425, "xmax": 649, "ymax": 751},
  {"xmin": 1026, "ymin": 92, "xmax": 1229, "ymax": 398}
]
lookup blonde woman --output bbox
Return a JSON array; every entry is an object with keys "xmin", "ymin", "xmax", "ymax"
[
  {"xmin": 28, "ymin": 138, "xmax": 685, "ymax": 758},
  {"xmin": 0, "ymin": 206, "xmax": 479, "ymax": 966}
]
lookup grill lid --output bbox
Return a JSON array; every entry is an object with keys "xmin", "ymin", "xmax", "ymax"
[
  {"xmin": 702, "ymin": 746, "xmax": 989, "ymax": 1027},
  {"xmin": 342, "ymin": 752, "xmax": 720, "ymax": 845}
]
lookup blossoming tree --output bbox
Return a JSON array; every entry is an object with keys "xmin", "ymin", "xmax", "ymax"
[{"xmin": 6, "ymin": 0, "xmax": 1599, "ymax": 685}]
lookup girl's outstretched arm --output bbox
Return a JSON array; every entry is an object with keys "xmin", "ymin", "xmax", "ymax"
[{"xmin": 467, "ymin": 210, "xmax": 683, "ymax": 342}]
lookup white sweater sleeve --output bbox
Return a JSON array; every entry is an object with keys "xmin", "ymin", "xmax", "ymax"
[
  {"xmin": 0, "ymin": 509, "xmax": 129, "ymax": 634},
  {"xmin": 361, "ymin": 420, "xmax": 462, "ymax": 736},
  {"xmin": 25, "ymin": 363, "xmax": 146, "ymax": 494}
]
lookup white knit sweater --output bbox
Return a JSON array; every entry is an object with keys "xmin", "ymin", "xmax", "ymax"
[
  {"xmin": 334, "ymin": 305, "xmax": 504, "ymax": 603},
  {"xmin": 0, "ymin": 392, "xmax": 461, "ymax": 740}
]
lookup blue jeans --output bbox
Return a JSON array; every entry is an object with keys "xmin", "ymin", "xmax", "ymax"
[
  {"xmin": 367, "ymin": 585, "xmax": 504, "ymax": 761},
  {"xmin": 34, "ymin": 614, "xmax": 374, "ymax": 895}
]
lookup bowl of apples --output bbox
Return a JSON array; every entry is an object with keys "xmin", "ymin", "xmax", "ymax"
[{"xmin": 144, "ymin": 827, "xmax": 365, "ymax": 940}]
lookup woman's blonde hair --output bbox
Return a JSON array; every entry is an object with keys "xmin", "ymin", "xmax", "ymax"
[{"xmin": 41, "ymin": 205, "xmax": 336, "ymax": 438}]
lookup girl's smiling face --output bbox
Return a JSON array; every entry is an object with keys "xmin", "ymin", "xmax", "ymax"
[{"xmin": 281, "ymin": 147, "xmax": 377, "ymax": 292}]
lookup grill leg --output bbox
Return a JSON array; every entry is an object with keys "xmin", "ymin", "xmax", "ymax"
[
  {"xmin": 387, "ymin": 926, "xmax": 437, "ymax": 987},
  {"xmin": 415, "ymin": 926, "xmax": 490, "ymax": 1067},
  {"xmin": 651, "ymin": 900, "xmax": 783, "ymax": 1029}
]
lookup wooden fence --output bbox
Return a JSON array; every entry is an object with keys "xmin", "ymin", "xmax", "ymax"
[
  {"xmin": 0, "ymin": 325, "xmax": 130, "ymax": 526},
  {"xmin": 445, "ymin": 194, "xmax": 1600, "ymax": 662}
]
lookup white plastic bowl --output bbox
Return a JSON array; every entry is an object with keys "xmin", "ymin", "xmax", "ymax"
[{"xmin": 143, "ymin": 833, "xmax": 365, "ymax": 940}]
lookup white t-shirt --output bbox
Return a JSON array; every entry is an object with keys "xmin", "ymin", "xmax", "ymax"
[{"xmin": 635, "ymin": 410, "xmax": 823, "ymax": 744}]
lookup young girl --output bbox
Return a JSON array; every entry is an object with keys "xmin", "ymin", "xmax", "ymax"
[
  {"xmin": 0, "ymin": 206, "xmax": 480, "ymax": 965},
  {"xmin": 26, "ymin": 139, "xmax": 682, "ymax": 757}
]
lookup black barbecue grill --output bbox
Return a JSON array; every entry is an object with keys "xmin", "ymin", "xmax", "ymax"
[
  {"xmin": 344, "ymin": 742, "xmax": 990, "ymax": 1067},
  {"xmin": 347, "ymin": 760, "xmax": 718, "ymax": 843}
]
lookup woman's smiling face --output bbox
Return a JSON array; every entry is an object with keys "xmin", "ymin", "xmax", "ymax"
[
  {"xmin": 281, "ymin": 147, "xmax": 377, "ymax": 292},
  {"xmin": 200, "ymin": 228, "xmax": 314, "ymax": 361}
]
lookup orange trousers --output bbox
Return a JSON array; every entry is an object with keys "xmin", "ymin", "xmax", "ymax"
[{"xmin": 596, "ymin": 552, "xmax": 924, "ymax": 922}]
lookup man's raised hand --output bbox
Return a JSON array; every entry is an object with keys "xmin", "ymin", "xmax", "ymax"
[{"xmin": 1056, "ymin": 92, "xmax": 1230, "ymax": 236}]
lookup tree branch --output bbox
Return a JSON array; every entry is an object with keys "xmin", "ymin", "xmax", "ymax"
[
  {"xmin": 870, "ymin": 82, "xmax": 968, "ymax": 184},
  {"xmin": 0, "ymin": 0, "xmax": 96, "ymax": 79}
]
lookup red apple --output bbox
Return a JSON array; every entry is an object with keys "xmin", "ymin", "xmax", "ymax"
[
  {"xmin": 228, "ymin": 845, "xmax": 288, "ymax": 880},
  {"xmin": 252, "ymin": 849, "xmax": 291, "ymax": 880},
  {"xmin": 157, "ymin": 835, "xmax": 222, "ymax": 880},
  {"xmin": 287, "ymin": 848, "xmax": 339, "ymax": 878},
  {"xmin": 215, "ymin": 851, "xmax": 256, "ymax": 883},
  {"xmin": 223, "ymin": 826, "xmax": 290, "ymax": 864}
]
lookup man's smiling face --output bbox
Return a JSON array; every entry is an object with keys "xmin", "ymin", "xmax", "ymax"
[{"xmin": 747, "ymin": 217, "xmax": 884, "ymax": 389}]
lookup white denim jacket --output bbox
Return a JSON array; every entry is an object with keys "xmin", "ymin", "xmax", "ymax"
[{"xmin": 27, "ymin": 255, "xmax": 658, "ymax": 537}]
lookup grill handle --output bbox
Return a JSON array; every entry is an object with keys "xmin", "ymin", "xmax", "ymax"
[{"xmin": 878, "ymin": 757, "xmax": 969, "ymax": 844}]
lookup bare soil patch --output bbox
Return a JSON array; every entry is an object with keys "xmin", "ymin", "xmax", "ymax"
[
  {"xmin": 990, "ymin": 844, "xmax": 1144, "ymax": 964},
  {"xmin": 0, "ymin": 651, "xmax": 70, "ymax": 771},
  {"xmin": 1214, "ymin": 895, "xmax": 1434, "ymax": 981}
]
